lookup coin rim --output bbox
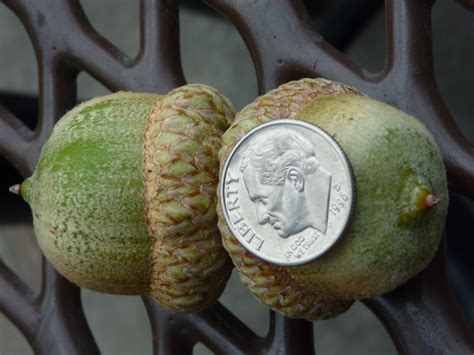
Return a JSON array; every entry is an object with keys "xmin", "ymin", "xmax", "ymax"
[{"xmin": 220, "ymin": 118, "xmax": 356, "ymax": 267}]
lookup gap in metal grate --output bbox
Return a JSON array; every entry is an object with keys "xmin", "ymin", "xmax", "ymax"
[
  {"xmin": 193, "ymin": 342, "xmax": 214, "ymax": 355},
  {"xmin": 314, "ymin": 302, "xmax": 396, "ymax": 355},
  {"xmin": 344, "ymin": 5, "xmax": 386, "ymax": 75},
  {"xmin": 81, "ymin": 289, "xmax": 152, "ymax": 355},
  {"xmin": 78, "ymin": 0, "xmax": 140, "ymax": 60},
  {"xmin": 0, "ymin": 224, "xmax": 41, "ymax": 294},
  {"xmin": 0, "ymin": 4, "xmax": 38, "ymax": 97},
  {"xmin": 432, "ymin": 0, "xmax": 474, "ymax": 142},
  {"xmin": 0, "ymin": 157, "xmax": 33, "ymax": 224},
  {"xmin": 0, "ymin": 313, "xmax": 34, "ymax": 355},
  {"xmin": 0, "ymin": 160, "xmax": 39, "ymax": 298},
  {"xmin": 179, "ymin": 4, "xmax": 257, "ymax": 110},
  {"xmin": 77, "ymin": 71, "xmax": 111, "ymax": 100},
  {"xmin": 218, "ymin": 270, "xmax": 269, "ymax": 337},
  {"xmin": 308, "ymin": 1, "xmax": 386, "ymax": 74}
]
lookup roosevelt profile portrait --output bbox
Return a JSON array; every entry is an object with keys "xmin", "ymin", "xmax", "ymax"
[{"xmin": 239, "ymin": 128, "xmax": 332, "ymax": 239}]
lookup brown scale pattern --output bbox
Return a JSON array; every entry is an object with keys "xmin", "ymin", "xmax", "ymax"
[
  {"xmin": 144, "ymin": 84, "xmax": 235, "ymax": 312},
  {"xmin": 217, "ymin": 78, "xmax": 359, "ymax": 319}
]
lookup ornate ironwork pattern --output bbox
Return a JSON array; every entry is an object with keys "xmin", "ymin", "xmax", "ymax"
[{"xmin": 0, "ymin": 0, "xmax": 473, "ymax": 354}]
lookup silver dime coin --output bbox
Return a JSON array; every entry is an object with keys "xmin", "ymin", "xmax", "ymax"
[{"xmin": 220, "ymin": 119, "xmax": 355, "ymax": 266}]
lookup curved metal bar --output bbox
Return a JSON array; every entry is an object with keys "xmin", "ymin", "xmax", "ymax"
[
  {"xmin": 319, "ymin": 0, "xmax": 384, "ymax": 51},
  {"xmin": 66, "ymin": 0, "xmax": 184, "ymax": 93},
  {"xmin": 0, "ymin": 260, "xmax": 40, "ymax": 342},
  {"xmin": 133, "ymin": 0, "xmax": 186, "ymax": 92},
  {"xmin": 263, "ymin": 312, "xmax": 315, "ymax": 355},
  {"xmin": 2, "ymin": 0, "xmax": 80, "ymax": 172},
  {"xmin": 143, "ymin": 299, "xmax": 315, "ymax": 354},
  {"xmin": 204, "ymin": 0, "xmax": 372, "ymax": 94},
  {"xmin": 31, "ymin": 266, "xmax": 100, "ymax": 355},
  {"xmin": 143, "ymin": 298, "xmax": 262, "ymax": 354},
  {"xmin": 0, "ymin": 105, "xmax": 34, "ymax": 176},
  {"xmin": 383, "ymin": 0, "xmax": 474, "ymax": 199},
  {"xmin": 52, "ymin": 1, "xmax": 133, "ymax": 91},
  {"xmin": 31, "ymin": 56, "xmax": 79, "ymax": 170},
  {"xmin": 143, "ymin": 298, "xmax": 200, "ymax": 355},
  {"xmin": 401, "ymin": 85, "xmax": 474, "ymax": 201},
  {"xmin": 383, "ymin": 0, "xmax": 436, "ymax": 81},
  {"xmin": 184, "ymin": 302, "xmax": 262, "ymax": 353}
]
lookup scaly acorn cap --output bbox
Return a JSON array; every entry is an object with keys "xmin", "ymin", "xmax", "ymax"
[
  {"xmin": 217, "ymin": 78, "xmax": 448, "ymax": 318},
  {"xmin": 20, "ymin": 84, "xmax": 235, "ymax": 313}
]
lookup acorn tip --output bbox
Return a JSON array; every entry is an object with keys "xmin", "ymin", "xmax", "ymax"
[
  {"xmin": 9, "ymin": 184, "xmax": 20, "ymax": 195},
  {"xmin": 425, "ymin": 194, "xmax": 440, "ymax": 208}
]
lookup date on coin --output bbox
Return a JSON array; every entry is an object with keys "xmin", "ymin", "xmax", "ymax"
[{"xmin": 220, "ymin": 119, "xmax": 355, "ymax": 266}]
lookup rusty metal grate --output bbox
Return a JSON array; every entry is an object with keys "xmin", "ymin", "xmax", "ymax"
[{"xmin": 1, "ymin": 0, "xmax": 473, "ymax": 354}]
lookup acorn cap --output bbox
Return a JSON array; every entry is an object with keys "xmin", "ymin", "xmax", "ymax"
[{"xmin": 144, "ymin": 84, "xmax": 234, "ymax": 311}]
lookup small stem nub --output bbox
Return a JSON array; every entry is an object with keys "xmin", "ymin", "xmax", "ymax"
[
  {"xmin": 9, "ymin": 184, "xmax": 20, "ymax": 195},
  {"xmin": 425, "ymin": 194, "xmax": 440, "ymax": 208}
]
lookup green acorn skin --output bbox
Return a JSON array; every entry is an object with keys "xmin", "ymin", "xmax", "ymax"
[
  {"xmin": 21, "ymin": 85, "xmax": 235, "ymax": 313},
  {"xmin": 217, "ymin": 78, "xmax": 448, "ymax": 319},
  {"xmin": 294, "ymin": 94, "xmax": 448, "ymax": 300},
  {"xmin": 22, "ymin": 92, "xmax": 155, "ymax": 295}
]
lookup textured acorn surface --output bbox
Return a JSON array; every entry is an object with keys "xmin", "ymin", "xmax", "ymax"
[
  {"xmin": 22, "ymin": 85, "xmax": 235, "ymax": 313},
  {"xmin": 144, "ymin": 85, "xmax": 235, "ymax": 311},
  {"xmin": 217, "ymin": 78, "xmax": 358, "ymax": 319},
  {"xmin": 217, "ymin": 78, "xmax": 448, "ymax": 318}
]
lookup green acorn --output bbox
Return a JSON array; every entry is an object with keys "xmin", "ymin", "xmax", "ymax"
[
  {"xmin": 16, "ymin": 84, "xmax": 235, "ymax": 313},
  {"xmin": 217, "ymin": 78, "xmax": 448, "ymax": 319}
]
